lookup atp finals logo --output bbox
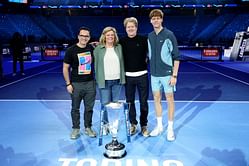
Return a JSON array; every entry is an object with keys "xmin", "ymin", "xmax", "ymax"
[{"xmin": 58, "ymin": 158, "xmax": 184, "ymax": 166}]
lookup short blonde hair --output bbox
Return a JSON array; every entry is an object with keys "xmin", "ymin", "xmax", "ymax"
[
  {"xmin": 99, "ymin": 26, "xmax": 119, "ymax": 45},
  {"xmin": 123, "ymin": 17, "xmax": 138, "ymax": 28},
  {"xmin": 149, "ymin": 9, "xmax": 164, "ymax": 19}
]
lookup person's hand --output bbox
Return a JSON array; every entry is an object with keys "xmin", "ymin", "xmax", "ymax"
[
  {"xmin": 66, "ymin": 84, "xmax": 73, "ymax": 94},
  {"xmin": 169, "ymin": 76, "xmax": 177, "ymax": 86},
  {"xmin": 90, "ymin": 41, "xmax": 99, "ymax": 47}
]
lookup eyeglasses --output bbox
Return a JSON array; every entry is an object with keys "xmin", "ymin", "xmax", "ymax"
[{"xmin": 79, "ymin": 35, "xmax": 90, "ymax": 38}]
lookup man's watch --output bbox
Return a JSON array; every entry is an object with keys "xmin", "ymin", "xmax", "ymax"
[{"xmin": 172, "ymin": 75, "xmax": 177, "ymax": 78}]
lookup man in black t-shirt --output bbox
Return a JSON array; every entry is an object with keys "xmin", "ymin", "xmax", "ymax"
[
  {"xmin": 120, "ymin": 17, "xmax": 150, "ymax": 137},
  {"xmin": 63, "ymin": 27, "xmax": 96, "ymax": 139}
]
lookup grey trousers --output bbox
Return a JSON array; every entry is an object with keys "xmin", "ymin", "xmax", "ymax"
[{"xmin": 71, "ymin": 80, "xmax": 96, "ymax": 129}]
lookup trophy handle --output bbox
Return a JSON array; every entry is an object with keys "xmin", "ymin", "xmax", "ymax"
[
  {"xmin": 99, "ymin": 106, "xmax": 105, "ymax": 146},
  {"xmin": 124, "ymin": 102, "xmax": 131, "ymax": 143}
]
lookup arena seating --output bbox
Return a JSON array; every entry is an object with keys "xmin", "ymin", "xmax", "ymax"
[{"xmin": 0, "ymin": 12, "xmax": 248, "ymax": 46}]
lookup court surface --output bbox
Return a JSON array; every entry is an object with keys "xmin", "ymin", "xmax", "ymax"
[{"xmin": 0, "ymin": 60, "xmax": 249, "ymax": 166}]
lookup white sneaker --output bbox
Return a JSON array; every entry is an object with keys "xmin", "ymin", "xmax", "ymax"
[
  {"xmin": 102, "ymin": 124, "xmax": 109, "ymax": 136},
  {"xmin": 149, "ymin": 126, "xmax": 163, "ymax": 136},
  {"xmin": 167, "ymin": 129, "xmax": 175, "ymax": 141}
]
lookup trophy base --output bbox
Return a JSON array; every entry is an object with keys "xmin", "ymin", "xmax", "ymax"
[{"xmin": 104, "ymin": 140, "xmax": 126, "ymax": 159}]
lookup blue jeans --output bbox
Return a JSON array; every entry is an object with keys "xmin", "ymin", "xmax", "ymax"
[{"xmin": 98, "ymin": 79, "xmax": 122, "ymax": 123}]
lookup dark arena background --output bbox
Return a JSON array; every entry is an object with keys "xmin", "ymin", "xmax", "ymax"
[{"xmin": 0, "ymin": 0, "xmax": 249, "ymax": 166}]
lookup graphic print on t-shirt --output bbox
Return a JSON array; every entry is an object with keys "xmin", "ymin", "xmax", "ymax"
[{"xmin": 77, "ymin": 51, "xmax": 92, "ymax": 75}]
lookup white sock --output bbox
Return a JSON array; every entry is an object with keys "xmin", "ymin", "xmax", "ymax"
[
  {"xmin": 157, "ymin": 117, "xmax": 163, "ymax": 128},
  {"xmin": 167, "ymin": 121, "xmax": 174, "ymax": 130}
]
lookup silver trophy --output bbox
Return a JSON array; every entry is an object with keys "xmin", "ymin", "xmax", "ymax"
[{"xmin": 101, "ymin": 102, "xmax": 128, "ymax": 159}]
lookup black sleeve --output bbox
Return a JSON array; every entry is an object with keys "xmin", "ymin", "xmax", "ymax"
[
  {"xmin": 143, "ymin": 36, "xmax": 148, "ymax": 52},
  {"xmin": 119, "ymin": 38, "xmax": 124, "ymax": 46},
  {"xmin": 63, "ymin": 47, "xmax": 72, "ymax": 64}
]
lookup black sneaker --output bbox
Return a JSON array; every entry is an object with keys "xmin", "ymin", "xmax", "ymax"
[
  {"xmin": 141, "ymin": 126, "xmax": 149, "ymax": 137},
  {"xmin": 130, "ymin": 124, "xmax": 137, "ymax": 135}
]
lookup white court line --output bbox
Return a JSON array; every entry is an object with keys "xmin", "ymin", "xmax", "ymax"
[
  {"xmin": 0, "ymin": 99, "xmax": 249, "ymax": 104},
  {"xmin": 191, "ymin": 62, "xmax": 249, "ymax": 86},
  {"xmin": 0, "ymin": 65, "xmax": 61, "ymax": 89}
]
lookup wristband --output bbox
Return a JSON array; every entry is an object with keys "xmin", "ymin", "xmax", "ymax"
[
  {"xmin": 172, "ymin": 75, "xmax": 177, "ymax": 78},
  {"xmin": 66, "ymin": 83, "xmax": 71, "ymax": 87}
]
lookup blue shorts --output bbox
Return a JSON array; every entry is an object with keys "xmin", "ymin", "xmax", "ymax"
[{"xmin": 151, "ymin": 75, "xmax": 176, "ymax": 93}]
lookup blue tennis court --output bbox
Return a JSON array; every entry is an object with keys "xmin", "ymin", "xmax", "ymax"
[{"xmin": 0, "ymin": 60, "xmax": 249, "ymax": 166}]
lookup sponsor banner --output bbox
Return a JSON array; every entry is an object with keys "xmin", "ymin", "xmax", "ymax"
[
  {"xmin": 202, "ymin": 48, "xmax": 219, "ymax": 57},
  {"xmin": 44, "ymin": 49, "xmax": 59, "ymax": 57}
]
